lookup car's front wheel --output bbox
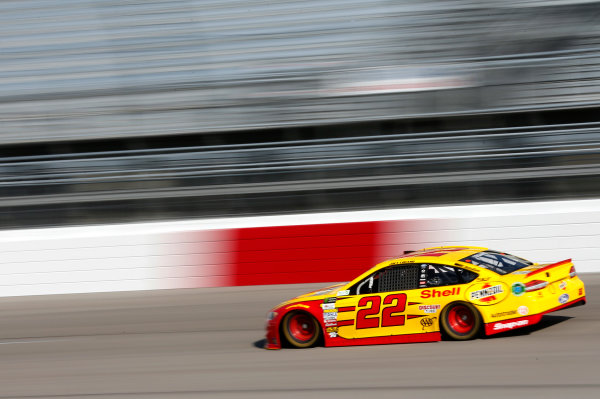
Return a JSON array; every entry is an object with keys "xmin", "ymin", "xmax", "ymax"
[
  {"xmin": 281, "ymin": 311, "xmax": 321, "ymax": 348},
  {"xmin": 440, "ymin": 302, "xmax": 482, "ymax": 340}
]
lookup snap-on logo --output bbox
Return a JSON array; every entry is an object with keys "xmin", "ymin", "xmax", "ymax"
[{"xmin": 492, "ymin": 320, "xmax": 529, "ymax": 331}]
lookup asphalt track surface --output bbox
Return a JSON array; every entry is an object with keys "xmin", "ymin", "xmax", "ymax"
[{"xmin": 1, "ymin": 275, "xmax": 599, "ymax": 399}]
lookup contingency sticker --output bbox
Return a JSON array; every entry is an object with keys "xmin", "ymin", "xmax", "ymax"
[{"xmin": 511, "ymin": 282, "xmax": 525, "ymax": 297}]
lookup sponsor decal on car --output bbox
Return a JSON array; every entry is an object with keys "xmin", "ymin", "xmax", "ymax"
[
  {"xmin": 418, "ymin": 304, "xmax": 441, "ymax": 313},
  {"xmin": 391, "ymin": 259, "xmax": 415, "ymax": 264},
  {"xmin": 323, "ymin": 297, "xmax": 337, "ymax": 304},
  {"xmin": 328, "ymin": 332, "xmax": 338, "ymax": 338},
  {"xmin": 470, "ymin": 284, "xmax": 503, "ymax": 300},
  {"xmin": 517, "ymin": 306, "xmax": 529, "ymax": 315},
  {"xmin": 324, "ymin": 320, "xmax": 338, "ymax": 327},
  {"xmin": 491, "ymin": 310, "xmax": 517, "ymax": 318},
  {"xmin": 559, "ymin": 293, "xmax": 570, "ymax": 304},
  {"xmin": 420, "ymin": 287, "xmax": 461, "ymax": 299},
  {"xmin": 492, "ymin": 319, "xmax": 529, "ymax": 331},
  {"xmin": 420, "ymin": 317, "xmax": 437, "ymax": 330},
  {"xmin": 321, "ymin": 303, "xmax": 336, "ymax": 310},
  {"xmin": 559, "ymin": 281, "xmax": 567, "ymax": 290},
  {"xmin": 326, "ymin": 327, "xmax": 339, "ymax": 333},
  {"xmin": 511, "ymin": 282, "xmax": 525, "ymax": 297},
  {"xmin": 337, "ymin": 290, "xmax": 350, "ymax": 296},
  {"xmin": 323, "ymin": 312, "xmax": 338, "ymax": 320}
]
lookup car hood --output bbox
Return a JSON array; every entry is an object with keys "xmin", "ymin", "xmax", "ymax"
[
  {"xmin": 295, "ymin": 282, "xmax": 347, "ymax": 299},
  {"xmin": 272, "ymin": 282, "xmax": 347, "ymax": 310}
]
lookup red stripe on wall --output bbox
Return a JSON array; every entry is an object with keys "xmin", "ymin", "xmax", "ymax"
[{"xmin": 230, "ymin": 222, "xmax": 379, "ymax": 286}]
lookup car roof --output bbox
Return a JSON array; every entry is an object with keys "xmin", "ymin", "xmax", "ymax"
[
  {"xmin": 387, "ymin": 246, "xmax": 488, "ymax": 265},
  {"xmin": 345, "ymin": 246, "xmax": 491, "ymax": 288}
]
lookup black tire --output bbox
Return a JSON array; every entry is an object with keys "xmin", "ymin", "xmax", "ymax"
[
  {"xmin": 440, "ymin": 302, "xmax": 482, "ymax": 340},
  {"xmin": 281, "ymin": 311, "xmax": 321, "ymax": 348}
]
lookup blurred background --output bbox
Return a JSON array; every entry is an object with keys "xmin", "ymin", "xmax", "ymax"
[
  {"xmin": 2, "ymin": 4, "xmax": 600, "ymax": 397},
  {"xmin": 2, "ymin": 0, "xmax": 600, "ymax": 229}
]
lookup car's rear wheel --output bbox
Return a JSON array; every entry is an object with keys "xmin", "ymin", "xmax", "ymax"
[
  {"xmin": 281, "ymin": 311, "xmax": 321, "ymax": 348},
  {"xmin": 440, "ymin": 302, "xmax": 482, "ymax": 340}
]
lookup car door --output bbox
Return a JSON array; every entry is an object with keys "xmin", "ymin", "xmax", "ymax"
[
  {"xmin": 335, "ymin": 263, "xmax": 478, "ymax": 340},
  {"xmin": 335, "ymin": 263, "xmax": 422, "ymax": 339}
]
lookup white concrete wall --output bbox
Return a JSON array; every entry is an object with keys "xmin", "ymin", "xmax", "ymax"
[{"xmin": 0, "ymin": 198, "xmax": 598, "ymax": 297}]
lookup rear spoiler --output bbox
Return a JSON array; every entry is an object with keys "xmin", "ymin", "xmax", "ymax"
[{"xmin": 526, "ymin": 259, "xmax": 572, "ymax": 277}]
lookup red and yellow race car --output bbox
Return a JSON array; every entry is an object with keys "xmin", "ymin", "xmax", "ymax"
[{"xmin": 264, "ymin": 246, "xmax": 586, "ymax": 349}]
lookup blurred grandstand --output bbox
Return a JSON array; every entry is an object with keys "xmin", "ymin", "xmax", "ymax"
[{"xmin": 2, "ymin": 0, "xmax": 600, "ymax": 228}]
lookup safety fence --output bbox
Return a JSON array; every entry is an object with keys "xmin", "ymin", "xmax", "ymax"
[{"xmin": 0, "ymin": 198, "xmax": 598, "ymax": 297}]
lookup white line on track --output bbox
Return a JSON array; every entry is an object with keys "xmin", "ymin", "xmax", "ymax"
[{"xmin": 0, "ymin": 338, "xmax": 68, "ymax": 345}]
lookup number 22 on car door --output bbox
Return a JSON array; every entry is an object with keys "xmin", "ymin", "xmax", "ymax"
[{"xmin": 346, "ymin": 292, "xmax": 413, "ymax": 338}]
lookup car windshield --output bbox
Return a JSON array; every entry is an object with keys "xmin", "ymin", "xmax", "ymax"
[{"xmin": 460, "ymin": 250, "xmax": 533, "ymax": 275}]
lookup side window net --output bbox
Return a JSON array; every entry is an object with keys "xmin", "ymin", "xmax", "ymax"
[{"xmin": 378, "ymin": 264, "xmax": 420, "ymax": 292}]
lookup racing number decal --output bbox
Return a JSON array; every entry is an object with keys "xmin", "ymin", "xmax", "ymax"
[
  {"xmin": 356, "ymin": 293, "xmax": 408, "ymax": 329},
  {"xmin": 381, "ymin": 294, "xmax": 407, "ymax": 327},
  {"xmin": 356, "ymin": 296, "xmax": 381, "ymax": 329}
]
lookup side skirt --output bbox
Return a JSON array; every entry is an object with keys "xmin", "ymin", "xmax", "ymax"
[{"xmin": 325, "ymin": 332, "xmax": 441, "ymax": 347}]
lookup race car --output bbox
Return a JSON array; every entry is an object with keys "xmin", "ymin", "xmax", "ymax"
[{"xmin": 264, "ymin": 246, "xmax": 586, "ymax": 349}]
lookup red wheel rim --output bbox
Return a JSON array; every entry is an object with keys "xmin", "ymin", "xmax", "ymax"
[
  {"xmin": 288, "ymin": 313, "xmax": 316, "ymax": 342},
  {"xmin": 448, "ymin": 305, "xmax": 474, "ymax": 334}
]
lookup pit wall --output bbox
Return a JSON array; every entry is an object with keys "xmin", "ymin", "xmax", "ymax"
[{"xmin": 1, "ymin": 198, "xmax": 599, "ymax": 297}]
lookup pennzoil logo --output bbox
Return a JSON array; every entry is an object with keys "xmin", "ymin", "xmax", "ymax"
[
  {"xmin": 470, "ymin": 284, "xmax": 503, "ymax": 300},
  {"xmin": 420, "ymin": 317, "xmax": 437, "ymax": 330}
]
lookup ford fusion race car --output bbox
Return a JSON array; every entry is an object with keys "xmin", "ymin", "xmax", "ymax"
[{"xmin": 264, "ymin": 246, "xmax": 586, "ymax": 349}]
